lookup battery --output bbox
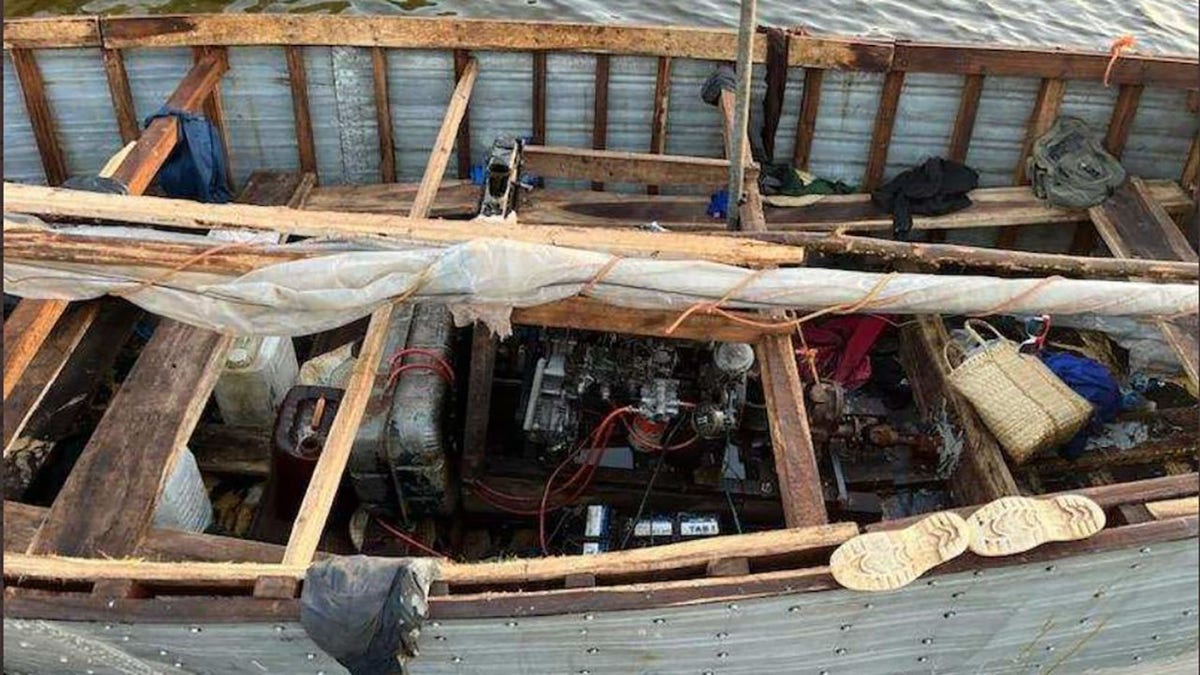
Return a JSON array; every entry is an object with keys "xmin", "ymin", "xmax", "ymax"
[
  {"xmin": 581, "ymin": 504, "xmax": 611, "ymax": 555},
  {"xmin": 629, "ymin": 512, "xmax": 720, "ymax": 543}
]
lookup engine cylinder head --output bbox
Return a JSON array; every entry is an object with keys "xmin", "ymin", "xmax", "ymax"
[{"xmin": 713, "ymin": 343, "xmax": 755, "ymax": 376}]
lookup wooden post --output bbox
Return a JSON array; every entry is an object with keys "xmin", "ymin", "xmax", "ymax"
[
  {"xmin": 647, "ymin": 56, "xmax": 672, "ymax": 195},
  {"xmin": 591, "ymin": 54, "xmax": 610, "ymax": 191},
  {"xmin": 862, "ymin": 70, "xmax": 905, "ymax": 192},
  {"xmin": 285, "ymin": 46, "xmax": 318, "ymax": 176},
  {"xmin": 102, "ymin": 48, "xmax": 140, "ymax": 145},
  {"xmin": 412, "ymin": 58, "xmax": 479, "ymax": 218},
  {"xmin": 453, "ymin": 50, "xmax": 473, "ymax": 179},
  {"xmin": 947, "ymin": 74, "xmax": 984, "ymax": 164},
  {"xmin": 192, "ymin": 46, "xmax": 234, "ymax": 192},
  {"xmin": 1104, "ymin": 84, "xmax": 1143, "ymax": 158},
  {"xmin": 532, "ymin": 51, "xmax": 547, "ymax": 146},
  {"xmin": 372, "ymin": 47, "xmax": 397, "ymax": 183},
  {"xmin": 3, "ymin": 300, "xmax": 69, "ymax": 400},
  {"xmin": 1001, "ymin": 77, "xmax": 1068, "ymax": 249},
  {"xmin": 462, "ymin": 325, "xmax": 497, "ymax": 480},
  {"xmin": 10, "ymin": 48, "xmax": 68, "ymax": 186},
  {"xmin": 792, "ymin": 68, "xmax": 824, "ymax": 171}
]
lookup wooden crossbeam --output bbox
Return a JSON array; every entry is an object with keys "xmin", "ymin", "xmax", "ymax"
[
  {"xmin": 101, "ymin": 48, "xmax": 139, "ymax": 145},
  {"xmin": 453, "ymin": 50, "xmax": 473, "ymax": 179},
  {"xmin": 524, "ymin": 145, "xmax": 729, "ymax": 186},
  {"xmin": 532, "ymin": 51, "xmax": 547, "ymax": 145},
  {"xmin": 3, "ymin": 300, "xmax": 69, "ymax": 400},
  {"xmin": 110, "ymin": 51, "xmax": 228, "ymax": 194},
  {"xmin": 10, "ymin": 48, "xmax": 68, "ymax": 186},
  {"xmin": 647, "ymin": 56, "xmax": 673, "ymax": 195},
  {"xmin": 193, "ymin": 46, "xmax": 234, "ymax": 192},
  {"xmin": 862, "ymin": 70, "xmax": 905, "ymax": 192},
  {"xmin": 591, "ymin": 54, "xmax": 610, "ymax": 191},
  {"xmin": 372, "ymin": 47, "xmax": 397, "ymax": 182},
  {"xmin": 947, "ymin": 74, "xmax": 984, "ymax": 164},
  {"xmin": 792, "ymin": 68, "xmax": 823, "ymax": 171},
  {"xmin": 285, "ymin": 46, "xmax": 318, "ymax": 175}
]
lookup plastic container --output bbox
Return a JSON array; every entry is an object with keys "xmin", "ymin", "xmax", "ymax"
[
  {"xmin": 214, "ymin": 336, "xmax": 299, "ymax": 428},
  {"xmin": 299, "ymin": 342, "xmax": 356, "ymax": 388},
  {"xmin": 153, "ymin": 447, "xmax": 212, "ymax": 533}
]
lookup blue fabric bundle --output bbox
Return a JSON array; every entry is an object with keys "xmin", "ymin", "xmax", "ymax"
[
  {"xmin": 143, "ymin": 106, "xmax": 232, "ymax": 204},
  {"xmin": 1040, "ymin": 351, "xmax": 1121, "ymax": 459}
]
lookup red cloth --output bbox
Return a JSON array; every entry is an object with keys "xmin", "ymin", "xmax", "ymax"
[{"xmin": 797, "ymin": 316, "xmax": 889, "ymax": 389}]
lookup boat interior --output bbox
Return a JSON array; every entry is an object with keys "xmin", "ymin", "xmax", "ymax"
[{"xmin": 2, "ymin": 14, "xmax": 1198, "ymax": 627}]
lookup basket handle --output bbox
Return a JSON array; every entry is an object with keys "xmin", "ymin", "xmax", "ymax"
[
  {"xmin": 963, "ymin": 319, "xmax": 1007, "ymax": 347},
  {"xmin": 943, "ymin": 339, "xmax": 967, "ymax": 370}
]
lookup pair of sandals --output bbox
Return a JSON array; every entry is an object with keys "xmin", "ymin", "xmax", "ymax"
[{"xmin": 830, "ymin": 494, "xmax": 1107, "ymax": 592}]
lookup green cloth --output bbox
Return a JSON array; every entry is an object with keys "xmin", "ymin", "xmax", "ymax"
[{"xmin": 760, "ymin": 162, "xmax": 855, "ymax": 197}]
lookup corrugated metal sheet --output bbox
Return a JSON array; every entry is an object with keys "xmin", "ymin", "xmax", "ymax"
[
  {"xmin": 810, "ymin": 70, "xmax": 883, "ymax": 187},
  {"xmin": 221, "ymin": 47, "xmax": 301, "ymax": 187},
  {"xmin": 3, "ymin": 540, "xmax": 1196, "ymax": 674},
  {"xmin": 3, "ymin": 52, "xmax": 43, "ymax": 185},
  {"xmin": 36, "ymin": 48, "xmax": 123, "ymax": 180},
  {"xmin": 387, "ymin": 49, "xmax": 455, "ymax": 184}
]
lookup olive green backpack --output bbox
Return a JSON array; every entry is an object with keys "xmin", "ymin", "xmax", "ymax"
[{"xmin": 1027, "ymin": 116, "xmax": 1126, "ymax": 209}]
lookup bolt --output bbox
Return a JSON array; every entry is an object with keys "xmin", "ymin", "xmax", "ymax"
[
  {"xmin": 716, "ymin": 632, "xmax": 729, "ymax": 639},
  {"xmin": 944, "ymin": 611, "xmax": 956, "ymax": 619},
  {"xmin": 717, "ymin": 651, "xmax": 730, "ymax": 659},
  {"xmin": 727, "ymin": 603, "xmax": 739, "ymax": 611},
  {"xmin": 587, "ymin": 647, "xmax": 599, "ymax": 654},
  {"xmin": 505, "ymin": 621, "xmax": 518, "ymax": 627},
  {"xmin": 921, "ymin": 638, "xmax": 932, "ymax": 645},
  {"xmin": 917, "ymin": 656, "xmax": 928, "ymax": 663},
  {"xmin": 787, "ymin": 606, "xmax": 801, "ymax": 613},
  {"xmin": 653, "ymin": 618, "xmax": 666, "ymax": 625},
  {"xmin": 840, "ymin": 624, "xmax": 851, "ymax": 631},
  {"xmin": 451, "ymin": 656, "xmax": 462, "ymax": 664},
  {"xmin": 835, "ymin": 647, "xmax": 847, "ymax": 656},
  {"xmin": 306, "ymin": 653, "xmax": 317, "ymax": 660},
  {"xmin": 189, "ymin": 626, "xmax": 202, "ymax": 634}
]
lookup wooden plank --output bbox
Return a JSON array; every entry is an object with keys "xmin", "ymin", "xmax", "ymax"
[
  {"xmin": 413, "ymin": 57, "xmax": 479, "ymax": 217},
  {"xmin": 899, "ymin": 316, "xmax": 1019, "ymax": 504},
  {"xmin": 1013, "ymin": 77, "xmax": 1067, "ymax": 186},
  {"xmin": 755, "ymin": 334, "xmax": 828, "ymax": 528},
  {"xmin": 102, "ymin": 48, "xmax": 140, "ymax": 145},
  {"xmin": 99, "ymin": 15, "xmax": 769, "ymax": 62},
  {"xmin": 1145, "ymin": 496, "xmax": 1199, "ymax": 520},
  {"xmin": 1181, "ymin": 133, "xmax": 1199, "ymax": 193},
  {"xmin": 788, "ymin": 35, "xmax": 893, "ymax": 70},
  {"xmin": 525, "ymin": 145, "xmax": 729, "ymax": 186},
  {"xmin": 1104, "ymin": 84, "xmax": 1143, "ymax": 158},
  {"xmin": 3, "ymin": 17, "xmax": 102, "ymax": 49},
  {"xmin": 461, "ymin": 325, "xmax": 497, "ymax": 480},
  {"xmin": 862, "ymin": 70, "xmax": 904, "ymax": 192},
  {"xmin": 438, "ymin": 522, "xmax": 855, "ymax": 586},
  {"xmin": 300, "ymin": 180, "xmax": 480, "ymax": 217},
  {"xmin": 284, "ymin": 46, "xmax": 317, "ymax": 175},
  {"xmin": 532, "ymin": 51, "xmax": 547, "ymax": 145},
  {"xmin": 512, "ymin": 297, "xmax": 788, "ymax": 343},
  {"xmin": 2, "ymin": 299, "xmax": 69, "ymax": 400},
  {"xmin": 947, "ymin": 74, "xmax": 984, "ymax": 163},
  {"xmin": 192, "ymin": 46, "xmax": 234, "ymax": 192},
  {"xmin": 111, "ymin": 52, "xmax": 228, "ymax": 194},
  {"xmin": 591, "ymin": 54, "xmax": 610, "ymax": 191},
  {"xmin": 371, "ymin": 47, "xmax": 397, "ymax": 182},
  {"xmin": 10, "ymin": 48, "xmax": 68, "ymax": 186},
  {"xmin": 792, "ymin": 68, "xmax": 823, "ymax": 171},
  {"xmin": 453, "ymin": 50, "xmax": 472, "ymax": 179},
  {"xmin": 3, "ymin": 303, "xmax": 99, "ymax": 451},
  {"xmin": 26, "ymin": 324, "xmax": 232, "ymax": 558},
  {"xmin": 647, "ymin": 56, "xmax": 672, "ymax": 195},
  {"xmin": 1089, "ymin": 177, "xmax": 1199, "ymax": 388},
  {"xmin": 517, "ymin": 179, "xmax": 1192, "ymax": 232},
  {"xmin": 893, "ymin": 41, "xmax": 1198, "ymax": 89}
]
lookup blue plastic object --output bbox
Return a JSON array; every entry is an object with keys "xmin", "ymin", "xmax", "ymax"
[
  {"xmin": 142, "ymin": 107, "xmax": 231, "ymax": 204},
  {"xmin": 470, "ymin": 163, "xmax": 486, "ymax": 185},
  {"xmin": 706, "ymin": 190, "xmax": 729, "ymax": 219},
  {"xmin": 1040, "ymin": 351, "xmax": 1121, "ymax": 460}
]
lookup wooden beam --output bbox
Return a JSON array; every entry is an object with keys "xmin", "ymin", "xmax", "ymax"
[
  {"xmin": 3, "ymin": 300, "xmax": 69, "ymax": 400},
  {"xmin": 756, "ymin": 334, "xmax": 828, "ymax": 528},
  {"xmin": 1013, "ymin": 77, "xmax": 1067, "ymax": 186},
  {"xmin": 453, "ymin": 50, "xmax": 473, "ymax": 179},
  {"xmin": 788, "ymin": 35, "xmax": 893, "ymax": 70},
  {"xmin": 525, "ymin": 145, "xmax": 730, "ymax": 186},
  {"xmin": 591, "ymin": 54, "xmax": 610, "ymax": 191},
  {"xmin": 10, "ymin": 48, "xmax": 68, "ymax": 186},
  {"xmin": 1145, "ymin": 496, "xmax": 1199, "ymax": 520},
  {"xmin": 3, "ymin": 303, "xmax": 99, "ymax": 451},
  {"xmin": 192, "ymin": 46, "xmax": 234, "ymax": 192},
  {"xmin": 1181, "ymin": 134, "xmax": 1199, "ymax": 193},
  {"xmin": 110, "ymin": 52, "xmax": 228, "ymax": 195},
  {"xmin": 512, "ymin": 297, "xmax": 788, "ymax": 343},
  {"xmin": 862, "ymin": 70, "xmax": 904, "ymax": 192},
  {"xmin": 299, "ymin": 179, "xmax": 479, "ymax": 217},
  {"xmin": 531, "ymin": 50, "xmax": 547, "ymax": 146},
  {"xmin": 2, "ymin": 16, "xmax": 101, "ymax": 49},
  {"xmin": 792, "ymin": 68, "xmax": 823, "ymax": 171},
  {"xmin": 1104, "ymin": 84, "xmax": 1143, "ymax": 158},
  {"xmin": 647, "ymin": 56, "xmax": 673, "ymax": 195},
  {"xmin": 284, "ymin": 46, "xmax": 317, "ymax": 175},
  {"xmin": 899, "ymin": 316, "xmax": 1019, "ymax": 504},
  {"xmin": 947, "ymin": 74, "xmax": 984, "ymax": 163},
  {"xmin": 413, "ymin": 57, "xmax": 478, "ymax": 217},
  {"xmin": 1089, "ymin": 177, "xmax": 1199, "ymax": 389},
  {"xmin": 371, "ymin": 47, "xmax": 397, "ymax": 182},
  {"xmin": 461, "ymin": 325, "xmax": 497, "ymax": 480},
  {"xmin": 101, "ymin": 48, "xmax": 140, "ymax": 145}
]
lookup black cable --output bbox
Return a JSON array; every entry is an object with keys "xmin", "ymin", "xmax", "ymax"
[{"xmin": 619, "ymin": 414, "xmax": 686, "ymax": 550}]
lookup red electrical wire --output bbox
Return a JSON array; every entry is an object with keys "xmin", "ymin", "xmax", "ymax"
[
  {"xmin": 386, "ymin": 347, "xmax": 455, "ymax": 390},
  {"xmin": 372, "ymin": 515, "xmax": 446, "ymax": 558}
]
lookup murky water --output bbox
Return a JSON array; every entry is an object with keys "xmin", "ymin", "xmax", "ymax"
[{"xmin": 4, "ymin": 0, "xmax": 1197, "ymax": 55}]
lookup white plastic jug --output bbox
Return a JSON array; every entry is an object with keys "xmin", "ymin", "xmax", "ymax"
[
  {"xmin": 153, "ymin": 447, "xmax": 212, "ymax": 533},
  {"xmin": 214, "ymin": 335, "xmax": 299, "ymax": 428}
]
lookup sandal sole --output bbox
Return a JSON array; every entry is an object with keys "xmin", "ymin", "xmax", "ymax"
[
  {"xmin": 830, "ymin": 511, "xmax": 971, "ymax": 592},
  {"xmin": 967, "ymin": 494, "xmax": 1106, "ymax": 557}
]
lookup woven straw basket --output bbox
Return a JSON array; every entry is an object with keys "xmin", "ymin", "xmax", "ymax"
[{"xmin": 944, "ymin": 320, "xmax": 1093, "ymax": 464}]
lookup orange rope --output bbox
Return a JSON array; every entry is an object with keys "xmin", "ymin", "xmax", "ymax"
[
  {"xmin": 664, "ymin": 268, "xmax": 768, "ymax": 335},
  {"xmin": 115, "ymin": 240, "xmax": 260, "ymax": 297},
  {"xmin": 579, "ymin": 255, "xmax": 623, "ymax": 297},
  {"xmin": 971, "ymin": 276, "xmax": 1061, "ymax": 317},
  {"xmin": 1104, "ymin": 35, "xmax": 1136, "ymax": 87}
]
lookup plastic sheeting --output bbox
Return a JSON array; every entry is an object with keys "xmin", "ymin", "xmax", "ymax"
[{"xmin": 4, "ymin": 221, "xmax": 1197, "ymax": 339}]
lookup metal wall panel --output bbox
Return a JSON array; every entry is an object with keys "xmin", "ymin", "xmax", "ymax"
[
  {"xmin": 37, "ymin": 48, "xmax": 123, "ymax": 179},
  {"xmin": 1123, "ymin": 87, "xmax": 1198, "ymax": 183},
  {"xmin": 886, "ymin": 73, "xmax": 961, "ymax": 180},
  {"xmin": 221, "ymin": 47, "xmax": 301, "ymax": 187},
  {"xmin": 963, "ymin": 75, "xmax": 1040, "ymax": 189},
  {"xmin": 809, "ymin": 70, "xmax": 883, "ymax": 187},
  {"xmin": 302, "ymin": 46, "xmax": 349, "ymax": 186},
  {"xmin": 3, "ymin": 51, "xmax": 44, "ymax": 185},
  {"xmin": 387, "ymin": 50, "xmax": 455, "ymax": 184}
]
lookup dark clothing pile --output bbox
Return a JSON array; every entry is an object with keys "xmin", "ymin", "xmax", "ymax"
[
  {"xmin": 144, "ymin": 106, "xmax": 232, "ymax": 204},
  {"xmin": 871, "ymin": 158, "xmax": 978, "ymax": 239}
]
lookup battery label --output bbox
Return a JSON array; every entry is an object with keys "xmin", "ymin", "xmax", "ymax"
[
  {"xmin": 633, "ymin": 519, "xmax": 673, "ymax": 537},
  {"xmin": 584, "ymin": 505, "xmax": 609, "ymax": 538},
  {"xmin": 582, "ymin": 542, "xmax": 604, "ymax": 555},
  {"xmin": 680, "ymin": 517, "xmax": 720, "ymax": 536}
]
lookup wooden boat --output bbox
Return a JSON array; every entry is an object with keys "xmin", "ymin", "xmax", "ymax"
[{"xmin": 3, "ymin": 13, "xmax": 1198, "ymax": 674}]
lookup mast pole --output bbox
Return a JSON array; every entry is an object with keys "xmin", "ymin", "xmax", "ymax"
[{"xmin": 726, "ymin": 0, "xmax": 758, "ymax": 230}]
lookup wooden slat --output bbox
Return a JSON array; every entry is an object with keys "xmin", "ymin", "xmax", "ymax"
[
  {"xmin": 531, "ymin": 50, "xmax": 547, "ymax": 146},
  {"xmin": 3, "ymin": 300, "xmax": 69, "ymax": 400},
  {"xmin": 647, "ymin": 56, "xmax": 672, "ymax": 195},
  {"xmin": 1104, "ymin": 84, "xmax": 1144, "ymax": 158},
  {"xmin": 192, "ymin": 46, "xmax": 234, "ymax": 192},
  {"xmin": 413, "ymin": 58, "xmax": 479, "ymax": 217},
  {"xmin": 591, "ymin": 54, "xmax": 610, "ymax": 191},
  {"xmin": 3, "ymin": 303, "xmax": 99, "ymax": 451},
  {"xmin": 1089, "ymin": 177, "xmax": 1199, "ymax": 388},
  {"xmin": 512, "ymin": 296, "xmax": 788, "ymax": 343},
  {"xmin": 1013, "ymin": 77, "xmax": 1067, "ymax": 186},
  {"xmin": 862, "ymin": 70, "xmax": 904, "ymax": 192},
  {"xmin": 947, "ymin": 74, "xmax": 984, "ymax": 163},
  {"xmin": 453, "ymin": 50, "xmax": 473, "ymax": 179},
  {"xmin": 1145, "ymin": 496, "xmax": 1199, "ymax": 520},
  {"xmin": 792, "ymin": 68, "xmax": 823, "ymax": 171},
  {"xmin": 787, "ymin": 35, "xmax": 893, "ymax": 70},
  {"xmin": 461, "ymin": 325, "xmax": 497, "ymax": 480},
  {"xmin": 756, "ymin": 334, "xmax": 829, "ymax": 528},
  {"xmin": 10, "ymin": 48, "xmax": 68, "ymax": 187},
  {"xmin": 101, "ymin": 48, "xmax": 140, "ymax": 145},
  {"xmin": 371, "ymin": 47, "xmax": 397, "ymax": 182},
  {"xmin": 3, "ymin": 17, "xmax": 102, "ymax": 49},
  {"xmin": 524, "ymin": 145, "xmax": 729, "ymax": 186},
  {"xmin": 300, "ymin": 179, "xmax": 479, "ymax": 217},
  {"xmin": 110, "ymin": 52, "xmax": 228, "ymax": 195},
  {"xmin": 1181, "ymin": 134, "xmax": 1199, "ymax": 193},
  {"xmin": 284, "ymin": 46, "xmax": 317, "ymax": 175}
]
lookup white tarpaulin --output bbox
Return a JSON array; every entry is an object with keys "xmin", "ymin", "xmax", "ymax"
[{"xmin": 5, "ymin": 220, "xmax": 1197, "ymax": 340}]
